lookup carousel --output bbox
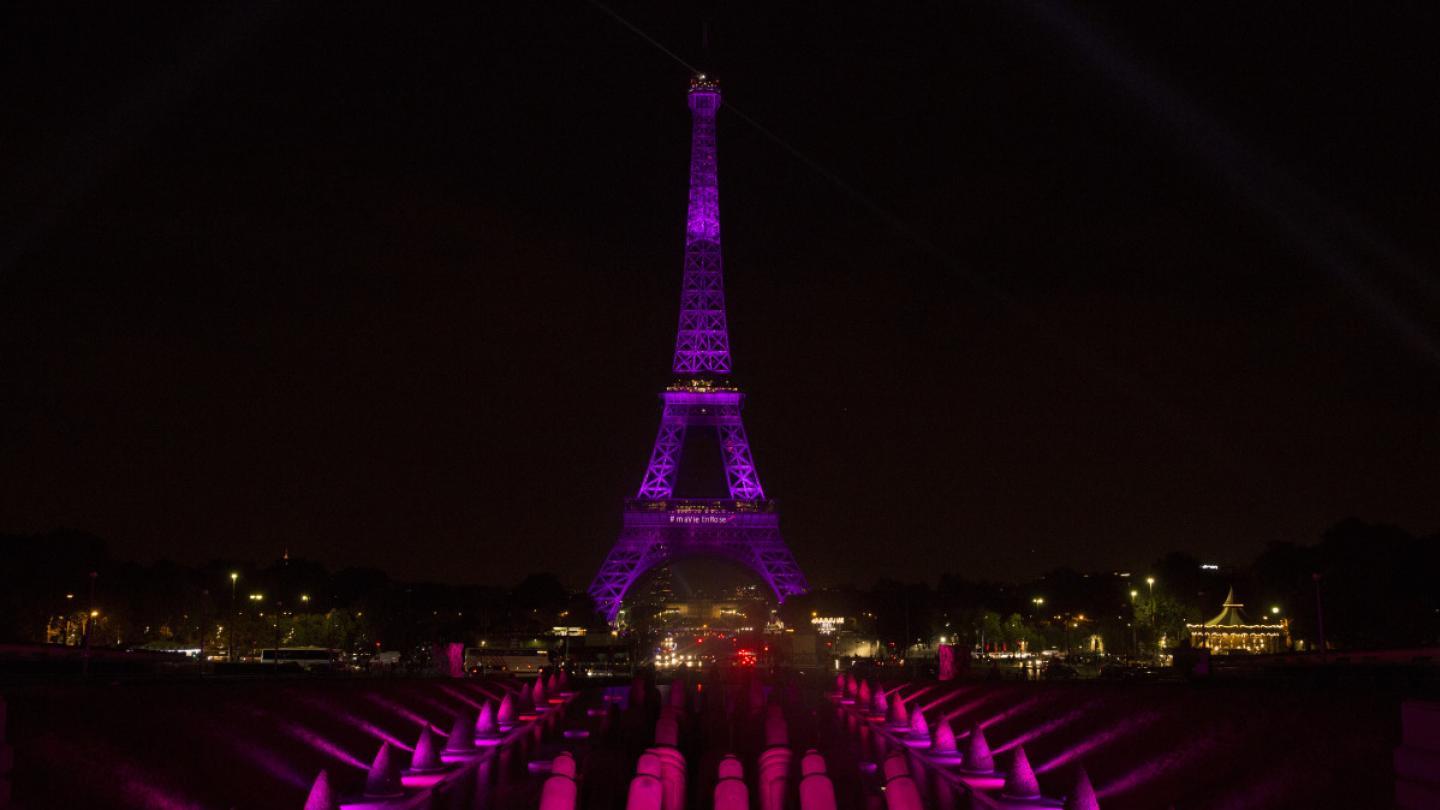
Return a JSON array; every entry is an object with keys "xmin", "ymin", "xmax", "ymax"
[{"xmin": 1186, "ymin": 587, "xmax": 1289, "ymax": 654}]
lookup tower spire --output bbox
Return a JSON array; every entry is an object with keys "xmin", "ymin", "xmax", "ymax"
[{"xmin": 672, "ymin": 74, "xmax": 732, "ymax": 376}]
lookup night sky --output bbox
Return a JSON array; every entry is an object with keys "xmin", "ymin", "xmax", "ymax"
[{"xmin": 2, "ymin": 3, "xmax": 1437, "ymax": 590}]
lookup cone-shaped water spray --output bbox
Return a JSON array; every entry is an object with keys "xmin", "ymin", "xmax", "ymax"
[
  {"xmin": 872, "ymin": 687, "xmax": 888, "ymax": 716},
  {"xmin": 1064, "ymin": 766, "xmax": 1099, "ymax": 810},
  {"xmin": 932, "ymin": 721, "xmax": 959, "ymax": 755},
  {"xmin": 835, "ymin": 673, "xmax": 845, "ymax": 693},
  {"xmin": 558, "ymin": 669, "xmax": 571, "ymax": 691},
  {"xmin": 476, "ymin": 700, "xmax": 498, "ymax": 737},
  {"xmin": 857, "ymin": 680, "xmax": 872, "ymax": 708},
  {"xmin": 517, "ymin": 685, "xmax": 535, "ymax": 714},
  {"xmin": 364, "ymin": 742, "xmax": 404, "ymax": 798},
  {"xmin": 964, "ymin": 724, "xmax": 995, "ymax": 773},
  {"xmin": 446, "ymin": 711, "xmax": 476, "ymax": 753},
  {"xmin": 1002, "ymin": 746, "xmax": 1041, "ymax": 800},
  {"xmin": 845, "ymin": 673, "xmax": 857, "ymax": 697},
  {"xmin": 302, "ymin": 769, "xmax": 338, "ymax": 810},
  {"xmin": 908, "ymin": 709, "xmax": 929, "ymax": 738},
  {"xmin": 888, "ymin": 695, "xmax": 909, "ymax": 727},
  {"xmin": 409, "ymin": 725, "xmax": 443, "ymax": 771},
  {"xmin": 532, "ymin": 678, "xmax": 546, "ymax": 706},
  {"xmin": 498, "ymin": 693, "xmax": 517, "ymax": 725}
]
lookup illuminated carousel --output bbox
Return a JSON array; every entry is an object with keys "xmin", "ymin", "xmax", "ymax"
[{"xmin": 1186, "ymin": 588, "xmax": 1289, "ymax": 654}]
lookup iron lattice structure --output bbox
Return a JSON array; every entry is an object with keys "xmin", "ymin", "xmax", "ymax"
[{"xmin": 590, "ymin": 76, "xmax": 808, "ymax": 623}]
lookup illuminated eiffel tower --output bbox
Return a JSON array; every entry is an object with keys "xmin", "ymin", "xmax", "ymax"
[{"xmin": 588, "ymin": 75, "xmax": 807, "ymax": 623}]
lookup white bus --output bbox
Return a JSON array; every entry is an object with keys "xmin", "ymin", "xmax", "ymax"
[
  {"xmin": 464, "ymin": 647, "xmax": 549, "ymax": 677},
  {"xmin": 260, "ymin": 647, "xmax": 341, "ymax": 671}
]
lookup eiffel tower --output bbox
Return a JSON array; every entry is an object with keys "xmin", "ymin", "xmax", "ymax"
[{"xmin": 589, "ymin": 75, "xmax": 808, "ymax": 623}]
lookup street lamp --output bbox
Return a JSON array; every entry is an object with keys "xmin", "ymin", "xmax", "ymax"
[
  {"xmin": 1145, "ymin": 577, "xmax": 1158, "ymax": 662},
  {"xmin": 1129, "ymin": 589, "xmax": 1139, "ymax": 655},
  {"xmin": 229, "ymin": 573, "xmax": 239, "ymax": 663}
]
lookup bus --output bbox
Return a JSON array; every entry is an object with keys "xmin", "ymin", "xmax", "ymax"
[
  {"xmin": 464, "ymin": 647, "xmax": 550, "ymax": 677},
  {"xmin": 259, "ymin": 647, "xmax": 342, "ymax": 671}
]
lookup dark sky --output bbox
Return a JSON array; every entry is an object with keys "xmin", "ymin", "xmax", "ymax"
[{"xmin": 2, "ymin": 3, "xmax": 1437, "ymax": 590}]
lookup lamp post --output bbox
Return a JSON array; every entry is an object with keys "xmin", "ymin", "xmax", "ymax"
[
  {"xmin": 249, "ymin": 593, "xmax": 264, "ymax": 663},
  {"xmin": 1129, "ymin": 589, "xmax": 1139, "ymax": 657},
  {"xmin": 1145, "ymin": 577, "xmax": 1157, "ymax": 662},
  {"xmin": 82, "ymin": 571, "xmax": 97, "ymax": 678},
  {"xmin": 229, "ymin": 573, "xmax": 239, "ymax": 663}
]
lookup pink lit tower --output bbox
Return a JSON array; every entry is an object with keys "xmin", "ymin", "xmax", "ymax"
[{"xmin": 589, "ymin": 75, "xmax": 808, "ymax": 623}]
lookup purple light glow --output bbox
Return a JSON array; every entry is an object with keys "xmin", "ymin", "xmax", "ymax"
[
  {"xmin": 291, "ymin": 695, "xmax": 420, "ymax": 753},
  {"xmin": 942, "ymin": 689, "xmax": 1010, "ymax": 723},
  {"xmin": 112, "ymin": 761, "xmax": 206, "ymax": 810},
  {"xmin": 980, "ymin": 694, "xmax": 1057, "ymax": 731},
  {"xmin": 277, "ymin": 720, "xmax": 372, "ymax": 770},
  {"xmin": 436, "ymin": 683, "xmax": 485, "ymax": 711},
  {"xmin": 993, "ymin": 701, "xmax": 1097, "ymax": 753},
  {"xmin": 223, "ymin": 738, "xmax": 311, "ymax": 790},
  {"xmin": 1035, "ymin": 712, "xmax": 1162, "ymax": 775},
  {"xmin": 361, "ymin": 694, "xmax": 437, "ymax": 732},
  {"xmin": 407, "ymin": 691, "xmax": 466, "ymax": 719},
  {"xmin": 1096, "ymin": 731, "xmax": 1220, "ymax": 798},
  {"xmin": 920, "ymin": 684, "xmax": 979, "ymax": 714}
]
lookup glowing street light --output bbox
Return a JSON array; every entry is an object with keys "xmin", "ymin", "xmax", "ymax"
[
  {"xmin": 228, "ymin": 573, "xmax": 240, "ymax": 663},
  {"xmin": 1146, "ymin": 577, "xmax": 1158, "ymax": 662},
  {"xmin": 1270, "ymin": 606, "xmax": 1281, "ymax": 615}
]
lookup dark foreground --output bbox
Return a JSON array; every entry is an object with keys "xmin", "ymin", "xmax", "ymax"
[{"xmin": 0, "ymin": 669, "xmax": 1415, "ymax": 809}]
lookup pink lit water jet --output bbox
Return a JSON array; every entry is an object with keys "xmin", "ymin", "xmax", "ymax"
[
  {"xmin": 437, "ymin": 683, "xmax": 485, "ymax": 710},
  {"xmin": 362, "ymin": 693, "xmax": 437, "ymax": 729},
  {"xmin": 980, "ymin": 694, "xmax": 1053, "ymax": 730},
  {"xmin": 274, "ymin": 718, "xmax": 372, "ymax": 769},
  {"xmin": 1096, "ymin": 732, "xmax": 1220, "ymax": 798},
  {"xmin": 1036, "ymin": 712, "xmax": 1161, "ymax": 774},
  {"xmin": 942, "ymin": 689, "xmax": 1008, "ymax": 723},
  {"xmin": 995, "ymin": 701, "xmax": 1099, "ymax": 753},
  {"xmin": 920, "ymin": 683, "xmax": 978, "ymax": 714}
]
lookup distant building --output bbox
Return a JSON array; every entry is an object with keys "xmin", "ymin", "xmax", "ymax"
[{"xmin": 1186, "ymin": 588, "xmax": 1289, "ymax": 654}]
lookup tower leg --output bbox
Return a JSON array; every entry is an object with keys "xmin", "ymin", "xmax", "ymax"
[
  {"xmin": 718, "ymin": 420, "xmax": 765, "ymax": 500},
  {"xmin": 637, "ymin": 422, "xmax": 686, "ymax": 500},
  {"xmin": 589, "ymin": 528, "xmax": 665, "ymax": 623}
]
